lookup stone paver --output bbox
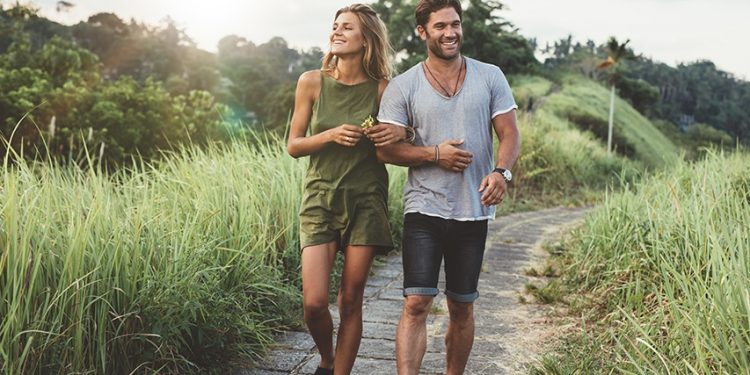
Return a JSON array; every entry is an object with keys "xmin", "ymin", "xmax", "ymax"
[{"xmin": 240, "ymin": 207, "xmax": 590, "ymax": 374}]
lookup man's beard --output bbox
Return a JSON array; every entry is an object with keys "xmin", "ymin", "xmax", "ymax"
[{"xmin": 427, "ymin": 36, "xmax": 462, "ymax": 60}]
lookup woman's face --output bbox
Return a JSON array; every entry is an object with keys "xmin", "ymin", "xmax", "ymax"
[{"xmin": 329, "ymin": 11, "xmax": 366, "ymax": 57}]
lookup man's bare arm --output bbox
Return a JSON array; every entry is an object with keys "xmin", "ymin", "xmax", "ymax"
[
  {"xmin": 478, "ymin": 110, "xmax": 520, "ymax": 206},
  {"xmin": 375, "ymin": 136, "xmax": 474, "ymax": 171},
  {"xmin": 492, "ymin": 110, "xmax": 520, "ymax": 170},
  {"xmin": 375, "ymin": 141, "xmax": 435, "ymax": 167}
]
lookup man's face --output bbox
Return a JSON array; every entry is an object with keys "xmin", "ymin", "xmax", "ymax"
[{"xmin": 417, "ymin": 7, "xmax": 462, "ymax": 61}]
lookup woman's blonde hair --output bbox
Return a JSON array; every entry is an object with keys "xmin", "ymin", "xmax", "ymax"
[{"xmin": 321, "ymin": 3, "xmax": 394, "ymax": 80}]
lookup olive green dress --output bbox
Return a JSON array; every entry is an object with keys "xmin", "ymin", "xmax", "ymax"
[{"xmin": 298, "ymin": 73, "xmax": 393, "ymax": 254}]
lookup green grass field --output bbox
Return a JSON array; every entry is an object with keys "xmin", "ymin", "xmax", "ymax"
[
  {"xmin": 0, "ymin": 134, "xmax": 405, "ymax": 374},
  {"xmin": 534, "ymin": 150, "xmax": 750, "ymax": 374}
]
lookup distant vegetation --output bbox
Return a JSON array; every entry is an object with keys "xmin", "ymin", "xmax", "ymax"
[
  {"xmin": 542, "ymin": 35, "xmax": 749, "ymax": 146},
  {"xmin": 1, "ymin": 1, "xmax": 746, "ymax": 166},
  {"xmin": 0, "ymin": 4, "xmax": 322, "ymax": 165}
]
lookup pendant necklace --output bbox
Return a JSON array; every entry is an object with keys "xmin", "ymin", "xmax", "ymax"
[{"xmin": 423, "ymin": 56, "xmax": 465, "ymax": 97}]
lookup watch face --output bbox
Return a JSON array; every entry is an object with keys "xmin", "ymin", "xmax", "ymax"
[{"xmin": 502, "ymin": 170, "xmax": 512, "ymax": 181}]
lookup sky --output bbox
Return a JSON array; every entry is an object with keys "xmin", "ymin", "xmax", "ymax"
[{"xmin": 26, "ymin": 0, "xmax": 750, "ymax": 80}]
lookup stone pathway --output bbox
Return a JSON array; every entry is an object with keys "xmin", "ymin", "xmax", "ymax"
[{"xmin": 242, "ymin": 207, "xmax": 590, "ymax": 375}]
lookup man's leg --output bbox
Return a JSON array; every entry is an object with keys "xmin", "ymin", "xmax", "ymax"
[
  {"xmin": 445, "ymin": 299, "xmax": 474, "ymax": 374},
  {"xmin": 396, "ymin": 295, "xmax": 433, "ymax": 375},
  {"xmin": 397, "ymin": 213, "xmax": 444, "ymax": 375},
  {"xmin": 443, "ymin": 219, "xmax": 488, "ymax": 374}
]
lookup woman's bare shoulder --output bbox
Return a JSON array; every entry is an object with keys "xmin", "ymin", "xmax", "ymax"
[{"xmin": 298, "ymin": 70, "xmax": 322, "ymax": 87}]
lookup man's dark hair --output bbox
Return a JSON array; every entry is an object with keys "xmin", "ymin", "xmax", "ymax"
[{"xmin": 415, "ymin": 0, "xmax": 463, "ymax": 28}]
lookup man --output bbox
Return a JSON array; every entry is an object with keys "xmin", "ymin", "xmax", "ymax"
[{"xmin": 364, "ymin": 0, "xmax": 520, "ymax": 373}]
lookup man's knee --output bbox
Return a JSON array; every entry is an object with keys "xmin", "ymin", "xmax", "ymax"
[
  {"xmin": 402, "ymin": 295, "xmax": 433, "ymax": 319},
  {"xmin": 446, "ymin": 299, "xmax": 473, "ymax": 323}
]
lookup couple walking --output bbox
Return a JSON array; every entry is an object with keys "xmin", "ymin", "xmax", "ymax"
[{"xmin": 286, "ymin": 1, "xmax": 520, "ymax": 374}]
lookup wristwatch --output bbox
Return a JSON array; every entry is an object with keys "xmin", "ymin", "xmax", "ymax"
[
  {"xmin": 404, "ymin": 126, "xmax": 416, "ymax": 144},
  {"xmin": 492, "ymin": 167, "xmax": 512, "ymax": 183}
]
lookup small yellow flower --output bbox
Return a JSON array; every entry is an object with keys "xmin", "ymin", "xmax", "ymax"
[{"xmin": 361, "ymin": 115, "xmax": 375, "ymax": 129}]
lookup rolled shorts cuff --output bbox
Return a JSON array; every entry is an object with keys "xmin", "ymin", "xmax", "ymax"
[
  {"xmin": 445, "ymin": 289, "xmax": 479, "ymax": 303},
  {"xmin": 403, "ymin": 287, "xmax": 439, "ymax": 297}
]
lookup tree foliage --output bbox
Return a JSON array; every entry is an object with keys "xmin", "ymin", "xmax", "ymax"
[
  {"xmin": 216, "ymin": 35, "xmax": 322, "ymax": 130},
  {"xmin": 0, "ymin": 5, "xmax": 229, "ymax": 166},
  {"xmin": 628, "ymin": 59, "xmax": 750, "ymax": 141}
]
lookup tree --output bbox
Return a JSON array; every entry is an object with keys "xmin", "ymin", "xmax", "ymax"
[
  {"xmin": 0, "ymin": 27, "xmax": 228, "ymax": 165},
  {"xmin": 460, "ymin": 0, "xmax": 538, "ymax": 74},
  {"xmin": 56, "ymin": 1, "xmax": 74, "ymax": 13},
  {"xmin": 598, "ymin": 37, "xmax": 634, "ymax": 155},
  {"xmin": 216, "ymin": 35, "xmax": 318, "ymax": 129}
]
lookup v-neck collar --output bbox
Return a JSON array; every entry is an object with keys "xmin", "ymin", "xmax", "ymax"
[{"xmin": 419, "ymin": 57, "xmax": 468, "ymax": 100}]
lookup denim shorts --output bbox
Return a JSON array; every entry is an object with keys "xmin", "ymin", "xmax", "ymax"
[{"xmin": 401, "ymin": 212, "xmax": 488, "ymax": 303}]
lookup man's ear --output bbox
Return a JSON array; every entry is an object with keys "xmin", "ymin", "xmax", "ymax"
[{"xmin": 416, "ymin": 25, "xmax": 427, "ymax": 41}]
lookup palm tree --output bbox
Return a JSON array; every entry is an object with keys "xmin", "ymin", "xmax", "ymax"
[
  {"xmin": 56, "ymin": 1, "xmax": 75, "ymax": 13},
  {"xmin": 598, "ymin": 37, "xmax": 632, "ymax": 155}
]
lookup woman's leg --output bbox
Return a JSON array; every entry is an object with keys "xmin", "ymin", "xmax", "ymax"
[
  {"xmin": 301, "ymin": 242, "xmax": 338, "ymax": 369},
  {"xmin": 333, "ymin": 245, "xmax": 377, "ymax": 375}
]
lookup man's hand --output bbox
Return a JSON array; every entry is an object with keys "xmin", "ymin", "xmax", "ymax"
[
  {"xmin": 364, "ymin": 124, "xmax": 406, "ymax": 147},
  {"xmin": 478, "ymin": 171, "xmax": 507, "ymax": 206},
  {"xmin": 437, "ymin": 140, "xmax": 473, "ymax": 172}
]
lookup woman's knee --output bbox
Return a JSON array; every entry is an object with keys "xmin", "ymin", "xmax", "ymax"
[
  {"xmin": 338, "ymin": 287, "xmax": 365, "ymax": 318},
  {"xmin": 304, "ymin": 297, "xmax": 330, "ymax": 319}
]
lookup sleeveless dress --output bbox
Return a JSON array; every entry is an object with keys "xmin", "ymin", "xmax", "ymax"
[{"xmin": 298, "ymin": 73, "xmax": 394, "ymax": 254}]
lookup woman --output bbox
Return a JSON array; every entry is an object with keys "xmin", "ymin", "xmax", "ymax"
[{"xmin": 286, "ymin": 4, "xmax": 404, "ymax": 375}]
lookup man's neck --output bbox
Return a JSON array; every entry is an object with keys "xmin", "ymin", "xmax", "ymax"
[{"xmin": 425, "ymin": 54, "xmax": 463, "ymax": 74}]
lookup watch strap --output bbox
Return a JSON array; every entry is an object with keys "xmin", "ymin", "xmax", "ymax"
[{"xmin": 492, "ymin": 167, "xmax": 512, "ymax": 182}]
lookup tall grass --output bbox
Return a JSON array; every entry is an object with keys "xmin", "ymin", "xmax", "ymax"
[
  {"xmin": 543, "ymin": 151, "xmax": 750, "ymax": 374},
  {"xmin": 0, "ymin": 134, "xmax": 406, "ymax": 374},
  {"xmin": 513, "ymin": 110, "xmax": 638, "ymax": 195},
  {"xmin": 509, "ymin": 74, "xmax": 554, "ymax": 110}
]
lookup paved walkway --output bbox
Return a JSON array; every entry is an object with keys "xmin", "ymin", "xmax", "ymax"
[{"xmin": 242, "ymin": 207, "xmax": 590, "ymax": 375}]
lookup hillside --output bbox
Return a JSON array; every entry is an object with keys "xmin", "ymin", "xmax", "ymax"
[
  {"xmin": 506, "ymin": 73, "xmax": 679, "ymax": 210},
  {"xmin": 545, "ymin": 75, "xmax": 680, "ymax": 168}
]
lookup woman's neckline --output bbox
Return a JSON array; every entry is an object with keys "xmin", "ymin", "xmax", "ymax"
[{"xmin": 322, "ymin": 71, "xmax": 371, "ymax": 87}]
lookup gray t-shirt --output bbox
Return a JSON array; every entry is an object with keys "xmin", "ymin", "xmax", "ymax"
[{"xmin": 378, "ymin": 57, "xmax": 517, "ymax": 220}]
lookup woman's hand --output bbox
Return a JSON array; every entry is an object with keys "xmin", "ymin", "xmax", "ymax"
[
  {"xmin": 364, "ymin": 124, "xmax": 406, "ymax": 147},
  {"xmin": 328, "ymin": 124, "xmax": 364, "ymax": 147}
]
